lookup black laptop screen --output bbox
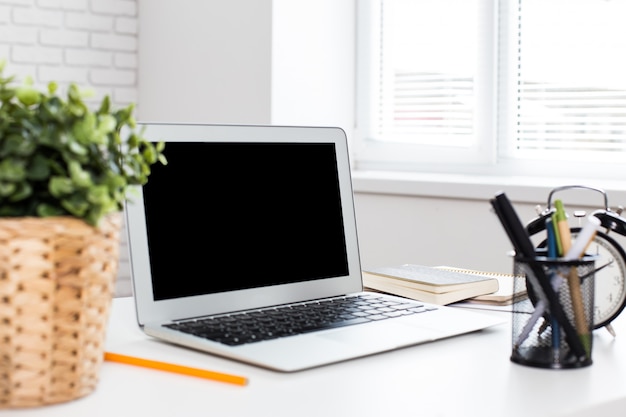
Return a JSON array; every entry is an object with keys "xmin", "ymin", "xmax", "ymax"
[{"xmin": 142, "ymin": 141, "xmax": 350, "ymax": 301}]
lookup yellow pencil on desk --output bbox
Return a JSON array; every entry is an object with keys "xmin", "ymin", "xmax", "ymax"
[{"xmin": 104, "ymin": 352, "xmax": 248, "ymax": 386}]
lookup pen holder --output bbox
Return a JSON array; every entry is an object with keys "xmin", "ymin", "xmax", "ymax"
[{"xmin": 511, "ymin": 256, "xmax": 595, "ymax": 369}]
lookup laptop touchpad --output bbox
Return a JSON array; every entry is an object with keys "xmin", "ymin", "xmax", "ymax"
[{"xmin": 318, "ymin": 321, "xmax": 436, "ymax": 348}]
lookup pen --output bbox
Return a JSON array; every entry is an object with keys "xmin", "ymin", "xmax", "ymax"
[
  {"xmin": 536, "ymin": 215, "xmax": 561, "ymax": 337},
  {"xmin": 550, "ymin": 212, "xmax": 563, "ymax": 256},
  {"xmin": 546, "ymin": 217, "xmax": 558, "ymax": 259},
  {"xmin": 513, "ymin": 266, "xmax": 564, "ymax": 350},
  {"xmin": 104, "ymin": 352, "xmax": 249, "ymax": 386},
  {"xmin": 546, "ymin": 217, "xmax": 561, "ymax": 361},
  {"xmin": 562, "ymin": 215, "xmax": 601, "ymax": 355},
  {"xmin": 491, "ymin": 193, "xmax": 537, "ymax": 257},
  {"xmin": 563, "ymin": 215, "xmax": 601, "ymax": 261},
  {"xmin": 514, "ymin": 299, "xmax": 547, "ymax": 350}
]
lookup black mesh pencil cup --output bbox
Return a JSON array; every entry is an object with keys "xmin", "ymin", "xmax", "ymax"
[{"xmin": 511, "ymin": 256, "xmax": 595, "ymax": 369}]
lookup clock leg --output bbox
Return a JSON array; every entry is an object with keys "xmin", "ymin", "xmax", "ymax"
[{"xmin": 605, "ymin": 323, "xmax": 616, "ymax": 337}]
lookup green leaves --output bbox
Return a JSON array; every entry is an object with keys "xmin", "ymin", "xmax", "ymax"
[
  {"xmin": 0, "ymin": 158, "xmax": 26, "ymax": 181},
  {"xmin": 15, "ymin": 85, "xmax": 41, "ymax": 106},
  {"xmin": 0, "ymin": 64, "xmax": 166, "ymax": 226}
]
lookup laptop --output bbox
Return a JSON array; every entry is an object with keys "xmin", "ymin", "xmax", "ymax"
[{"xmin": 125, "ymin": 122, "xmax": 503, "ymax": 372}]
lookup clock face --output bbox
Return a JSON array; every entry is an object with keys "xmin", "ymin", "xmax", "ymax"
[{"xmin": 572, "ymin": 229, "xmax": 626, "ymax": 328}]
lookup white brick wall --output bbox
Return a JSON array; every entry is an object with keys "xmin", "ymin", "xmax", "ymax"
[
  {"xmin": 0, "ymin": 0, "xmax": 139, "ymax": 296},
  {"xmin": 0, "ymin": 0, "xmax": 138, "ymax": 107}
]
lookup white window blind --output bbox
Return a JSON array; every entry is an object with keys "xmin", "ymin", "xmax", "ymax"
[
  {"xmin": 511, "ymin": 0, "xmax": 626, "ymax": 159},
  {"xmin": 377, "ymin": 0, "xmax": 478, "ymax": 147},
  {"xmin": 383, "ymin": 73, "xmax": 475, "ymax": 145}
]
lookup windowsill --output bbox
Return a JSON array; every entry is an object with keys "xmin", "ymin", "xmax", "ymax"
[{"xmin": 351, "ymin": 170, "xmax": 626, "ymax": 208}]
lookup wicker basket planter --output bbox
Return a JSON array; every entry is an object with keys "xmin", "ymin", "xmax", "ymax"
[{"xmin": 0, "ymin": 213, "xmax": 121, "ymax": 408}]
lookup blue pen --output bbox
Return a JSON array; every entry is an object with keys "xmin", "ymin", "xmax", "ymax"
[
  {"xmin": 546, "ymin": 217, "xmax": 561, "ymax": 363},
  {"xmin": 546, "ymin": 217, "xmax": 558, "ymax": 258}
]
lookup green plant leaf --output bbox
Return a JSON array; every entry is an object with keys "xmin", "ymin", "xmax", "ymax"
[
  {"xmin": 68, "ymin": 161, "xmax": 92, "ymax": 187},
  {"xmin": 60, "ymin": 194, "xmax": 89, "ymax": 217},
  {"xmin": 15, "ymin": 85, "xmax": 41, "ymax": 106},
  {"xmin": 0, "ymin": 181, "xmax": 16, "ymax": 196},
  {"xmin": 49, "ymin": 176, "xmax": 74, "ymax": 196},
  {"xmin": 27, "ymin": 154, "xmax": 50, "ymax": 180},
  {"xmin": 8, "ymin": 182, "xmax": 31, "ymax": 202},
  {"xmin": 47, "ymin": 80, "xmax": 58, "ymax": 95},
  {"xmin": 1, "ymin": 134, "xmax": 36, "ymax": 156},
  {"xmin": 87, "ymin": 184, "xmax": 110, "ymax": 205},
  {"xmin": 72, "ymin": 112, "xmax": 96, "ymax": 144},
  {"xmin": 36, "ymin": 203, "xmax": 65, "ymax": 217},
  {"xmin": 98, "ymin": 114, "xmax": 116, "ymax": 134},
  {"xmin": 0, "ymin": 158, "xmax": 26, "ymax": 181},
  {"xmin": 67, "ymin": 139, "xmax": 88, "ymax": 156}
]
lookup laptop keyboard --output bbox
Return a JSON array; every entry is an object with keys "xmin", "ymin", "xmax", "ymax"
[{"xmin": 164, "ymin": 294, "xmax": 437, "ymax": 346}]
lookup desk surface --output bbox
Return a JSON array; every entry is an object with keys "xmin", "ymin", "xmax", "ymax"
[{"xmin": 8, "ymin": 297, "xmax": 626, "ymax": 417}]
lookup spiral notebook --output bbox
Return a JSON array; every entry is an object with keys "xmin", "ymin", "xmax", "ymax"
[{"xmin": 435, "ymin": 266, "xmax": 528, "ymax": 306}]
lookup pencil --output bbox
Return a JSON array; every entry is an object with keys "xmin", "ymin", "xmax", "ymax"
[
  {"xmin": 562, "ymin": 215, "xmax": 601, "ymax": 356},
  {"xmin": 104, "ymin": 352, "xmax": 249, "ymax": 386}
]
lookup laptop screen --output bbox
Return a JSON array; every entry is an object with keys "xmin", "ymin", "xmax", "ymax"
[
  {"xmin": 126, "ymin": 123, "xmax": 363, "ymax": 324},
  {"xmin": 143, "ymin": 141, "xmax": 349, "ymax": 301}
]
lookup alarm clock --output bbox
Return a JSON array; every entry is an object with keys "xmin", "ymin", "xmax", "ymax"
[{"xmin": 525, "ymin": 185, "xmax": 626, "ymax": 336}]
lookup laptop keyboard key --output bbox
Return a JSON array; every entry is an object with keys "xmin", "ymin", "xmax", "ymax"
[{"xmin": 299, "ymin": 317, "xmax": 371, "ymax": 333}]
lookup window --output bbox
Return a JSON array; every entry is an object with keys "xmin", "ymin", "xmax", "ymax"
[{"xmin": 355, "ymin": 0, "xmax": 626, "ymax": 180}]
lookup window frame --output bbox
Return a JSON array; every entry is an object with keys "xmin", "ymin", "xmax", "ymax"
[
  {"xmin": 355, "ymin": 0, "xmax": 497, "ymax": 173},
  {"xmin": 354, "ymin": 0, "xmax": 626, "ymax": 183}
]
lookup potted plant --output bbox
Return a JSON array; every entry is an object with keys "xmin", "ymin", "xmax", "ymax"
[{"xmin": 0, "ymin": 61, "xmax": 165, "ymax": 408}]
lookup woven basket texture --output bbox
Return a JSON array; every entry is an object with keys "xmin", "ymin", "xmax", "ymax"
[{"xmin": 0, "ymin": 214, "xmax": 121, "ymax": 409}]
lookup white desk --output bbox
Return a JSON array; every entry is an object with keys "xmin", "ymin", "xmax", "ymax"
[{"xmin": 8, "ymin": 297, "xmax": 626, "ymax": 417}]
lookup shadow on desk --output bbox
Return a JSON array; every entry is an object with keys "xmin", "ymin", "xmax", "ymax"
[{"xmin": 560, "ymin": 396, "xmax": 626, "ymax": 417}]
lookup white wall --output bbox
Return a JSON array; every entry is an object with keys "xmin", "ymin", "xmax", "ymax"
[
  {"xmin": 137, "ymin": 0, "xmax": 355, "ymax": 132},
  {"xmin": 137, "ymin": 0, "xmax": 272, "ymax": 124},
  {"xmin": 354, "ymin": 187, "xmax": 546, "ymax": 273},
  {"xmin": 270, "ymin": 0, "xmax": 354, "ymax": 135},
  {"xmin": 353, "ymin": 176, "xmax": 626, "ymax": 274},
  {"xmin": 354, "ymin": 193, "xmax": 515, "ymax": 272}
]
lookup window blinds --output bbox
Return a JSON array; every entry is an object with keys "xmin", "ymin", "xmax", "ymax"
[
  {"xmin": 514, "ymin": 0, "xmax": 626, "ymax": 157},
  {"xmin": 372, "ymin": 0, "xmax": 626, "ymax": 161}
]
